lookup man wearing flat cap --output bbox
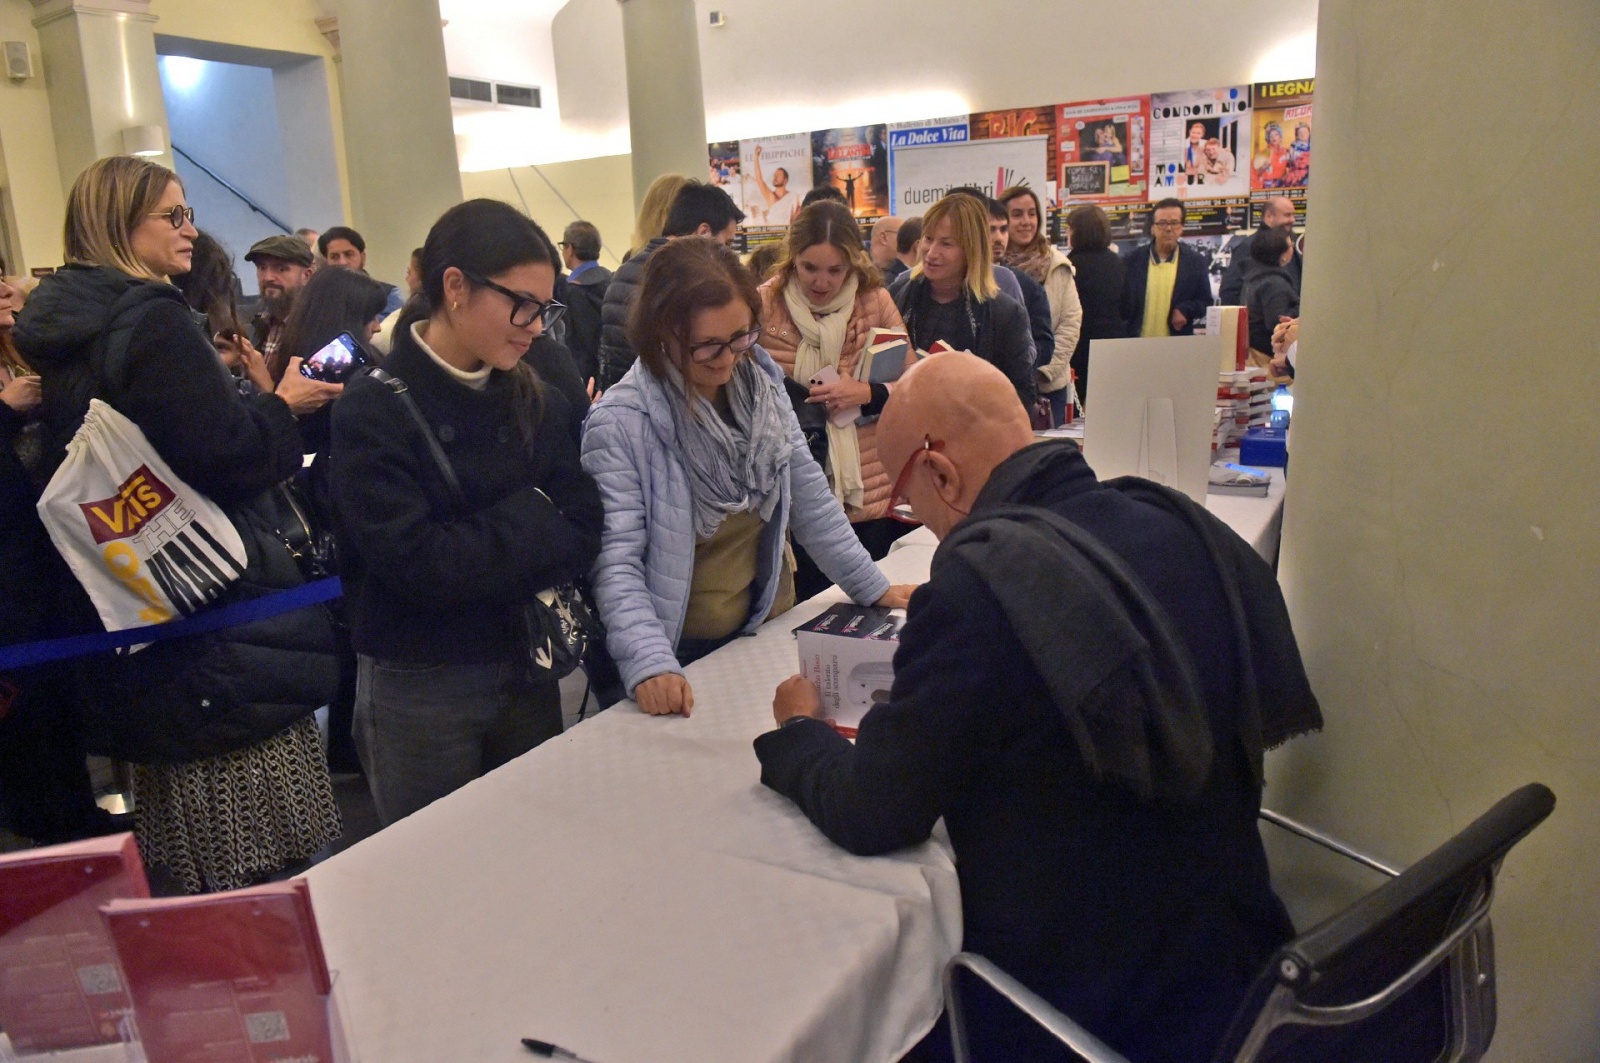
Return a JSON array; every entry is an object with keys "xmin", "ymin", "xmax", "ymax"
[{"xmin": 244, "ymin": 234, "xmax": 315, "ymax": 382}]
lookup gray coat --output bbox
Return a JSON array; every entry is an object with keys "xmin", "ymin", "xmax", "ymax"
[{"xmin": 580, "ymin": 346, "xmax": 889, "ymax": 694}]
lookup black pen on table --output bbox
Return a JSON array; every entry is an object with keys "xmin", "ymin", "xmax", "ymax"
[{"xmin": 522, "ymin": 1037, "xmax": 601, "ymax": 1063}]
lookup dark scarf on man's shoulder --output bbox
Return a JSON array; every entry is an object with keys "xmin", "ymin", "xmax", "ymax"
[{"xmin": 933, "ymin": 440, "xmax": 1321, "ymax": 803}]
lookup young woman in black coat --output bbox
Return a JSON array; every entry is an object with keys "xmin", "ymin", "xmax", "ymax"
[
  {"xmin": 892, "ymin": 194, "xmax": 1036, "ymax": 409},
  {"xmin": 1064, "ymin": 204, "xmax": 1129, "ymax": 409},
  {"xmin": 330, "ymin": 200, "xmax": 603, "ymax": 827}
]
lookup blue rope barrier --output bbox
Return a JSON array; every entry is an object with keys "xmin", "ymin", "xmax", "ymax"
[{"xmin": 0, "ymin": 577, "xmax": 343, "ymax": 672}]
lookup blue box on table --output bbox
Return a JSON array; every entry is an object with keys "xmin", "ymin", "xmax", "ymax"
[{"xmin": 1239, "ymin": 428, "xmax": 1288, "ymax": 468}]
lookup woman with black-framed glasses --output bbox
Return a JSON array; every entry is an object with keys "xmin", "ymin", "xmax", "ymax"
[
  {"xmin": 329, "ymin": 199, "xmax": 603, "ymax": 826},
  {"xmin": 580, "ymin": 237, "xmax": 911, "ymax": 718}
]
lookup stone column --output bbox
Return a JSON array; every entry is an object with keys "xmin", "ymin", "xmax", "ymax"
[
  {"xmin": 1270, "ymin": 0, "xmax": 1599, "ymax": 1058},
  {"xmin": 30, "ymin": 0, "xmax": 172, "ymax": 194},
  {"xmin": 325, "ymin": 0, "xmax": 462, "ymax": 289},
  {"xmin": 618, "ymin": 0, "xmax": 709, "ymax": 214}
]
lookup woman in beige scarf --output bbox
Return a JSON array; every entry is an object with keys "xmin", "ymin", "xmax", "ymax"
[
  {"xmin": 1000, "ymin": 185, "xmax": 1084, "ymax": 422},
  {"xmin": 757, "ymin": 202, "xmax": 907, "ymax": 590}
]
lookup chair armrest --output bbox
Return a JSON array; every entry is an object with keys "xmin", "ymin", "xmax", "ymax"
[
  {"xmin": 943, "ymin": 952, "xmax": 1131, "ymax": 1063},
  {"xmin": 1260, "ymin": 806, "xmax": 1400, "ymax": 877}
]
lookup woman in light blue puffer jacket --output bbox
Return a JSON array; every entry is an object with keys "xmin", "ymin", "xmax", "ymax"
[{"xmin": 581, "ymin": 238, "xmax": 910, "ymax": 717}]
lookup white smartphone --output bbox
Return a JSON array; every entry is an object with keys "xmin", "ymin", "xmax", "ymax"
[{"xmin": 808, "ymin": 364, "xmax": 858, "ymax": 429}]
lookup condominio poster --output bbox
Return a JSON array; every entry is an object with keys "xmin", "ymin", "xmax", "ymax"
[
  {"xmin": 1149, "ymin": 86, "xmax": 1252, "ymax": 199},
  {"xmin": 1056, "ymin": 96, "xmax": 1150, "ymax": 205},
  {"xmin": 1250, "ymin": 79, "xmax": 1313, "ymax": 191},
  {"xmin": 810, "ymin": 125, "xmax": 889, "ymax": 217},
  {"xmin": 970, "ymin": 105, "xmax": 1058, "ymax": 197},
  {"xmin": 738, "ymin": 132, "xmax": 813, "ymax": 228}
]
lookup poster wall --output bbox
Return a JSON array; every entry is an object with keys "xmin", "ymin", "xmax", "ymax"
[
  {"xmin": 1056, "ymin": 96, "xmax": 1150, "ymax": 205},
  {"xmin": 1149, "ymin": 86, "xmax": 1252, "ymax": 200},
  {"xmin": 1250, "ymin": 79, "xmax": 1313, "ymax": 191},
  {"xmin": 708, "ymin": 140, "xmax": 743, "ymax": 216},
  {"xmin": 887, "ymin": 116, "xmax": 969, "ymax": 216},
  {"xmin": 811, "ymin": 125, "xmax": 890, "ymax": 217},
  {"xmin": 708, "ymin": 79, "xmax": 1311, "ymax": 247},
  {"xmin": 740, "ymin": 132, "xmax": 813, "ymax": 228},
  {"xmin": 891, "ymin": 137, "xmax": 1051, "ymax": 217},
  {"xmin": 970, "ymin": 106, "xmax": 1058, "ymax": 198}
]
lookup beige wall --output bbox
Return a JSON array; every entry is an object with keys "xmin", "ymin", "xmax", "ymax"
[
  {"xmin": 462, "ymin": 155, "xmax": 636, "ymax": 270},
  {"xmin": 1273, "ymin": 0, "xmax": 1600, "ymax": 1059},
  {"xmin": 0, "ymin": 0, "xmax": 344, "ymax": 273},
  {"xmin": 0, "ymin": 0, "xmax": 66, "ymax": 272},
  {"xmin": 149, "ymin": 0, "xmax": 348, "ymax": 222}
]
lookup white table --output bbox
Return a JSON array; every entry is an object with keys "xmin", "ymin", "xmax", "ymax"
[
  {"xmin": 890, "ymin": 466, "xmax": 1287, "ymax": 565},
  {"xmin": 1202, "ymin": 468, "xmax": 1287, "ymax": 563},
  {"xmin": 1031, "ymin": 429, "xmax": 1287, "ymax": 562},
  {"xmin": 301, "ymin": 544, "xmax": 959, "ymax": 1063}
]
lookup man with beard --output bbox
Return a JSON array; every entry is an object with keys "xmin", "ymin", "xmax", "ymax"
[{"xmin": 244, "ymin": 234, "xmax": 315, "ymax": 382}]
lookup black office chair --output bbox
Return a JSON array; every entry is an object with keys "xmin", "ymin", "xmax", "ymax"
[{"xmin": 943, "ymin": 783, "xmax": 1555, "ymax": 1063}]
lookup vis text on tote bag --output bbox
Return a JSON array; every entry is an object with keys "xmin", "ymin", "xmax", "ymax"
[{"xmin": 37, "ymin": 398, "xmax": 248, "ymax": 637}]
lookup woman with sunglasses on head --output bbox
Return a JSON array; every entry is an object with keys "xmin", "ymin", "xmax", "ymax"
[
  {"xmin": 329, "ymin": 199, "xmax": 603, "ymax": 825},
  {"xmin": 14, "ymin": 156, "xmax": 341, "ymax": 893},
  {"xmin": 582, "ymin": 238, "xmax": 912, "ymax": 718}
]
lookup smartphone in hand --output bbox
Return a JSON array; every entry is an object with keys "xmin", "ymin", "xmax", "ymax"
[{"xmin": 300, "ymin": 332, "xmax": 368, "ymax": 383}]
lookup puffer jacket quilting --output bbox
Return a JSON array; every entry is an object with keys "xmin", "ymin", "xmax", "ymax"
[{"xmin": 580, "ymin": 346, "xmax": 890, "ymax": 694}]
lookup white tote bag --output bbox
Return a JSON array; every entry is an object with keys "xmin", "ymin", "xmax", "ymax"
[{"xmin": 37, "ymin": 399, "xmax": 249, "ymax": 637}]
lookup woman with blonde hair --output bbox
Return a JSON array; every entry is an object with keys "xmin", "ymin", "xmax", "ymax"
[
  {"xmin": 999, "ymin": 184, "xmax": 1083, "ymax": 423},
  {"xmin": 892, "ymin": 194, "xmax": 1035, "ymax": 408},
  {"xmin": 14, "ymin": 156, "xmax": 341, "ymax": 892},
  {"xmin": 757, "ymin": 201, "xmax": 907, "ymax": 565},
  {"xmin": 628, "ymin": 173, "xmax": 692, "ymax": 258}
]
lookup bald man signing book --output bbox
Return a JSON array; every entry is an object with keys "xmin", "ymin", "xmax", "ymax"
[{"xmin": 754, "ymin": 353, "xmax": 1322, "ymax": 1063}]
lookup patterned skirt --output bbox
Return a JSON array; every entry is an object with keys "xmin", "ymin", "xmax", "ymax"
[{"xmin": 131, "ymin": 716, "xmax": 342, "ymax": 894}]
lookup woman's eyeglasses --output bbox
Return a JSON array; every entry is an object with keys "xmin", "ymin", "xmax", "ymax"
[
  {"xmin": 462, "ymin": 270, "xmax": 565, "ymax": 329},
  {"xmin": 148, "ymin": 206, "xmax": 195, "ymax": 229},
  {"xmin": 686, "ymin": 327, "xmax": 761, "ymax": 364}
]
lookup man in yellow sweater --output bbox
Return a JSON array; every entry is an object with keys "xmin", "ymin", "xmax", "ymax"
[{"xmin": 1122, "ymin": 198, "xmax": 1213, "ymax": 338}]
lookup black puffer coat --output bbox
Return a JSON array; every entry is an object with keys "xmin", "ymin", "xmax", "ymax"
[
  {"xmin": 595, "ymin": 237, "xmax": 667, "ymax": 390},
  {"xmin": 14, "ymin": 265, "xmax": 336, "ymax": 763}
]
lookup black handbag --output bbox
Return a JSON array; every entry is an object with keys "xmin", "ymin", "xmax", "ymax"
[
  {"xmin": 368, "ymin": 368, "xmax": 595, "ymax": 681},
  {"xmin": 783, "ymin": 375, "xmax": 829, "ymax": 469}
]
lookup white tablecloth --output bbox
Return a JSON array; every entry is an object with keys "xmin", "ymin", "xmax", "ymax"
[
  {"xmin": 301, "ymin": 544, "xmax": 959, "ymax": 1063},
  {"xmin": 890, "ymin": 468, "xmax": 1287, "ymax": 564}
]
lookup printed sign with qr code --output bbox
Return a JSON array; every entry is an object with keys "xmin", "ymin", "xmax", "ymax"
[
  {"xmin": 245, "ymin": 1010, "xmax": 291, "ymax": 1043},
  {"xmin": 76, "ymin": 964, "xmax": 123, "ymax": 995}
]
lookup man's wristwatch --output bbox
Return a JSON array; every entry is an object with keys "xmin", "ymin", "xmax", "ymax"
[{"xmin": 781, "ymin": 715, "xmax": 817, "ymax": 729}]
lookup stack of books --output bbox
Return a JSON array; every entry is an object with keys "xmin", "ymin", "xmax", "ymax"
[{"xmin": 1213, "ymin": 366, "xmax": 1274, "ymax": 451}]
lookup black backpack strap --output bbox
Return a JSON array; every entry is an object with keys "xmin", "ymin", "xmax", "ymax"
[{"xmin": 367, "ymin": 367, "xmax": 466, "ymax": 514}]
